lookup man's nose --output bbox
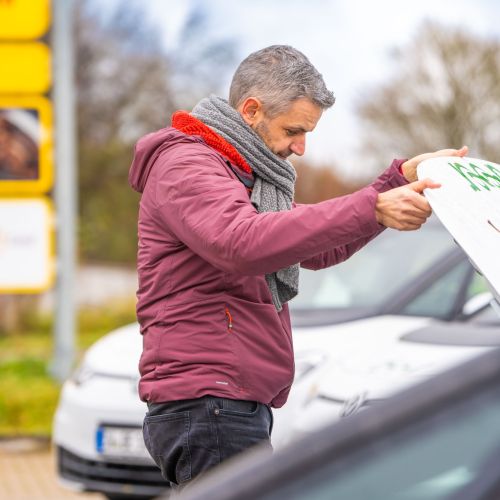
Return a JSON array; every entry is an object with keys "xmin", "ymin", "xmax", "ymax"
[{"xmin": 290, "ymin": 138, "xmax": 305, "ymax": 156}]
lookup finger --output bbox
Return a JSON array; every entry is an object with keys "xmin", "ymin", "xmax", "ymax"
[
  {"xmin": 385, "ymin": 215, "xmax": 426, "ymax": 231},
  {"xmin": 400, "ymin": 224, "xmax": 422, "ymax": 232},
  {"xmin": 415, "ymin": 195, "xmax": 432, "ymax": 213},
  {"xmin": 398, "ymin": 191, "xmax": 432, "ymax": 214},
  {"xmin": 401, "ymin": 204, "xmax": 431, "ymax": 220},
  {"xmin": 452, "ymin": 145, "xmax": 468, "ymax": 157},
  {"xmin": 434, "ymin": 145, "xmax": 468, "ymax": 158},
  {"xmin": 408, "ymin": 178, "xmax": 441, "ymax": 193},
  {"xmin": 421, "ymin": 145, "xmax": 468, "ymax": 161},
  {"xmin": 402, "ymin": 205, "xmax": 432, "ymax": 219},
  {"xmin": 397, "ymin": 222, "xmax": 423, "ymax": 231},
  {"xmin": 400, "ymin": 191, "xmax": 433, "ymax": 215}
]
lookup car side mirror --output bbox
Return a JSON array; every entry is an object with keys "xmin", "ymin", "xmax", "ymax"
[{"xmin": 462, "ymin": 292, "xmax": 493, "ymax": 316}]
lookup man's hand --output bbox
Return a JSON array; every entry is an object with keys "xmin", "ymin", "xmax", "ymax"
[
  {"xmin": 401, "ymin": 145, "xmax": 468, "ymax": 182},
  {"xmin": 375, "ymin": 178, "xmax": 441, "ymax": 231}
]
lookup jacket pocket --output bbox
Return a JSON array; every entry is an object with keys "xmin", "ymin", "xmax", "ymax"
[
  {"xmin": 217, "ymin": 398, "xmax": 259, "ymax": 416},
  {"xmin": 224, "ymin": 295, "xmax": 294, "ymax": 399},
  {"xmin": 153, "ymin": 297, "xmax": 244, "ymax": 392}
]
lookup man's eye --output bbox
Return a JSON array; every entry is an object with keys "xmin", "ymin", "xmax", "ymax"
[{"xmin": 285, "ymin": 129, "xmax": 297, "ymax": 136}]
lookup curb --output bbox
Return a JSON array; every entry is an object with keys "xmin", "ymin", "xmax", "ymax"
[{"xmin": 0, "ymin": 436, "xmax": 51, "ymax": 453}]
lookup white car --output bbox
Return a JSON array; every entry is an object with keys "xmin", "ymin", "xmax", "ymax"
[
  {"xmin": 272, "ymin": 305, "xmax": 500, "ymax": 448},
  {"xmin": 54, "ymin": 304, "xmax": 499, "ymax": 499},
  {"xmin": 53, "ymin": 220, "xmax": 497, "ymax": 499},
  {"xmin": 53, "ymin": 323, "xmax": 163, "ymax": 500}
]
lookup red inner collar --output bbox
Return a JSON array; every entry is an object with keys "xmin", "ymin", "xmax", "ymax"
[{"xmin": 171, "ymin": 111, "xmax": 252, "ymax": 174}]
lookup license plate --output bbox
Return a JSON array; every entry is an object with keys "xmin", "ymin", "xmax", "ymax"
[{"xmin": 96, "ymin": 426, "xmax": 150, "ymax": 459}]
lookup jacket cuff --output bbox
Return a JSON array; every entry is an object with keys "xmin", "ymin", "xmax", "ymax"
[{"xmin": 371, "ymin": 158, "xmax": 409, "ymax": 193}]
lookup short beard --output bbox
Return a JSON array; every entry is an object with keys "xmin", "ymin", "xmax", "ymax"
[
  {"xmin": 255, "ymin": 121, "xmax": 271, "ymax": 146},
  {"xmin": 255, "ymin": 121, "xmax": 291, "ymax": 159}
]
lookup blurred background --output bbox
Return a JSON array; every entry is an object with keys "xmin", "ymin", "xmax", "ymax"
[{"xmin": 0, "ymin": 0, "xmax": 499, "ymax": 485}]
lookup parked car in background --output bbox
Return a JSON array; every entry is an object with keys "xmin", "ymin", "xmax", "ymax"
[
  {"xmin": 292, "ymin": 217, "xmax": 491, "ymax": 327},
  {"xmin": 179, "ymin": 347, "xmax": 500, "ymax": 500},
  {"xmin": 53, "ymin": 322, "xmax": 167, "ymax": 500},
  {"xmin": 53, "ymin": 218, "xmax": 495, "ymax": 499},
  {"xmin": 272, "ymin": 299, "xmax": 500, "ymax": 447}
]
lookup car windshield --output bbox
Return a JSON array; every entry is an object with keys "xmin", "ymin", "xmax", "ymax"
[{"xmin": 291, "ymin": 221, "xmax": 456, "ymax": 311}]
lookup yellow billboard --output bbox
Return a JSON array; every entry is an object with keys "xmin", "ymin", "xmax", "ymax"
[
  {"xmin": 0, "ymin": 43, "xmax": 51, "ymax": 93},
  {"xmin": 0, "ymin": 96, "xmax": 53, "ymax": 194},
  {"xmin": 0, "ymin": 0, "xmax": 51, "ymax": 40}
]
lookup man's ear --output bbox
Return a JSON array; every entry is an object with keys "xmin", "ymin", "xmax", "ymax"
[{"xmin": 238, "ymin": 97, "xmax": 264, "ymax": 126}]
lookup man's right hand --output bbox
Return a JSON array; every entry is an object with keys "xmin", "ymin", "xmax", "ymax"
[{"xmin": 375, "ymin": 178, "xmax": 441, "ymax": 231}]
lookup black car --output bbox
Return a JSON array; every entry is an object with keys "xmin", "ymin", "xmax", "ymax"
[{"xmin": 179, "ymin": 343, "xmax": 500, "ymax": 500}]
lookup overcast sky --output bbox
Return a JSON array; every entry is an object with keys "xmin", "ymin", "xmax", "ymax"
[{"xmin": 144, "ymin": 0, "xmax": 500, "ymax": 178}]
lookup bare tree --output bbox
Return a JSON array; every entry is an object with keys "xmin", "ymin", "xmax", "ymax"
[
  {"xmin": 74, "ymin": 1, "xmax": 238, "ymax": 263},
  {"xmin": 294, "ymin": 160, "xmax": 361, "ymax": 204},
  {"xmin": 356, "ymin": 21, "xmax": 500, "ymax": 173},
  {"xmin": 74, "ymin": 2, "xmax": 176, "ymax": 146},
  {"xmin": 169, "ymin": 2, "xmax": 239, "ymax": 109}
]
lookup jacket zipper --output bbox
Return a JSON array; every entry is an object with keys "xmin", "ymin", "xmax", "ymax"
[{"xmin": 225, "ymin": 306, "xmax": 233, "ymax": 333}]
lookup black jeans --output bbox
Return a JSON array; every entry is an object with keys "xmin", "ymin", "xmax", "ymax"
[{"xmin": 143, "ymin": 396, "xmax": 273, "ymax": 488}]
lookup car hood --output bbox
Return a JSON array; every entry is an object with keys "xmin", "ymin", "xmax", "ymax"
[
  {"xmin": 292, "ymin": 315, "xmax": 494, "ymax": 401},
  {"xmin": 82, "ymin": 323, "xmax": 142, "ymax": 378},
  {"xmin": 290, "ymin": 306, "xmax": 378, "ymax": 328}
]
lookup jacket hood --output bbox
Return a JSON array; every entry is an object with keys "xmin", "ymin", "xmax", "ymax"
[{"xmin": 129, "ymin": 127, "xmax": 203, "ymax": 193}]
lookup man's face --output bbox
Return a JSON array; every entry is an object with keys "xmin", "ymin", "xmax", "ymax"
[{"xmin": 240, "ymin": 98, "xmax": 323, "ymax": 159}]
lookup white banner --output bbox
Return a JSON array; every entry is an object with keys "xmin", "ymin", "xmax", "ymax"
[
  {"xmin": 0, "ymin": 197, "xmax": 54, "ymax": 292},
  {"xmin": 418, "ymin": 156, "xmax": 500, "ymax": 301}
]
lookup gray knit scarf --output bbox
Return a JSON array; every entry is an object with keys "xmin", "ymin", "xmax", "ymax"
[{"xmin": 192, "ymin": 95, "xmax": 299, "ymax": 311}]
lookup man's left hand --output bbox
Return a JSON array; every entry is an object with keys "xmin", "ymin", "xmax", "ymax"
[{"xmin": 401, "ymin": 145, "xmax": 469, "ymax": 182}]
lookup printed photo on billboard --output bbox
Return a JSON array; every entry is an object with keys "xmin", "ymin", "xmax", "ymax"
[
  {"xmin": 0, "ymin": 96, "xmax": 53, "ymax": 194},
  {"xmin": 0, "ymin": 108, "xmax": 39, "ymax": 180}
]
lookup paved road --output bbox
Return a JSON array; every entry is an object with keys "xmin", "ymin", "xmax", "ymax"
[{"xmin": 0, "ymin": 438, "xmax": 103, "ymax": 500}]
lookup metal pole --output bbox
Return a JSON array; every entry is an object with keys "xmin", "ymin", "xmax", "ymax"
[{"xmin": 51, "ymin": 0, "xmax": 77, "ymax": 381}]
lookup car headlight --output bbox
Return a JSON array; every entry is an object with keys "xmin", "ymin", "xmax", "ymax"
[{"xmin": 294, "ymin": 350, "xmax": 326, "ymax": 382}]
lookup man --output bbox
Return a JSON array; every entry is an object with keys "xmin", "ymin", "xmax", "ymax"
[{"xmin": 129, "ymin": 45, "xmax": 467, "ymax": 488}]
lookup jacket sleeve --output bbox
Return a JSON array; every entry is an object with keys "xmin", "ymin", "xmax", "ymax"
[
  {"xmin": 300, "ymin": 159, "xmax": 408, "ymax": 270},
  {"xmin": 300, "ymin": 232, "xmax": 382, "ymax": 270},
  {"xmin": 372, "ymin": 158, "xmax": 409, "ymax": 192},
  {"xmin": 154, "ymin": 145, "xmax": 383, "ymax": 276}
]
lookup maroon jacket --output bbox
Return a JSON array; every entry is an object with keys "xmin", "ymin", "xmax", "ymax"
[{"xmin": 129, "ymin": 127, "xmax": 408, "ymax": 408}]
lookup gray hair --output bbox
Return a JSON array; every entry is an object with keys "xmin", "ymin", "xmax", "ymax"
[{"xmin": 229, "ymin": 45, "xmax": 335, "ymax": 117}]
